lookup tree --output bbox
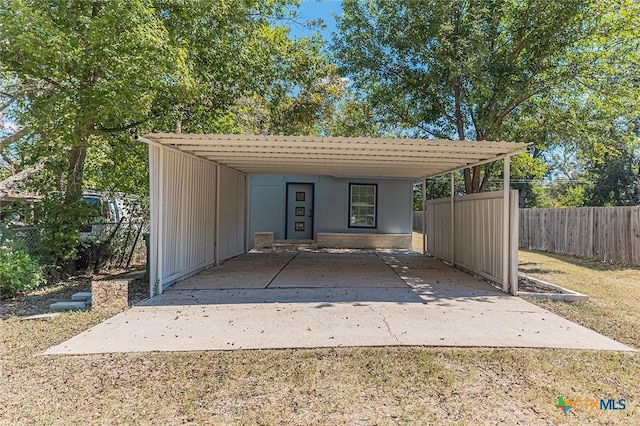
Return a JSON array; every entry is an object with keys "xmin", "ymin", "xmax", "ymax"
[
  {"xmin": 325, "ymin": 91, "xmax": 387, "ymax": 138},
  {"xmin": 1, "ymin": 1, "xmax": 187, "ymax": 202},
  {"xmin": 334, "ymin": 0, "xmax": 640, "ymax": 193},
  {"xmin": 0, "ymin": 0, "xmax": 334, "ymax": 275},
  {"xmin": 583, "ymin": 128, "xmax": 640, "ymax": 206},
  {"xmin": 0, "ymin": 1, "xmax": 187, "ymax": 273},
  {"xmin": 229, "ymin": 34, "xmax": 345, "ymax": 136}
]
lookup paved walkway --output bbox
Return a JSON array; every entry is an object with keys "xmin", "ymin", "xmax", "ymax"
[{"xmin": 45, "ymin": 250, "xmax": 634, "ymax": 354}]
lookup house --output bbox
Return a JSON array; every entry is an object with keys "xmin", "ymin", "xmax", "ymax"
[
  {"xmin": 139, "ymin": 133, "xmax": 529, "ymax": 297},
  {"xmin": 248, "ymin": 174, "xmax": 413, "ymax": 250}
]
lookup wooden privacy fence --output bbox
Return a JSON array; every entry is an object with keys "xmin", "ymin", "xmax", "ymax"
[{"xmin": 519, "ymin": 207, "xmax": 640, "ymax": 266}]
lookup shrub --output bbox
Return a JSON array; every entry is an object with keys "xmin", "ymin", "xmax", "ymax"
[
  {"xmin": 33, "ymin": 194, "xmax": 95, "ymax": 279},
  {"xmin": 0, "ymin": 244, "xmax": 44, "ymax": 298}
]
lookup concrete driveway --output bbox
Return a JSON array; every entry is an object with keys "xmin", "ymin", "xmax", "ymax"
[{"xmin": 45, "ymin": 250, "xmax": 633, "ymax": 354}]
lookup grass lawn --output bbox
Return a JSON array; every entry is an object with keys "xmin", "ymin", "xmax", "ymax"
[
  {"xmin": 1, "ymin": 252, "xmax": 639, "ymax": 425},
  {"xmin": 519, "ymin": 250, "xmax": 640, "ymax": 350}
]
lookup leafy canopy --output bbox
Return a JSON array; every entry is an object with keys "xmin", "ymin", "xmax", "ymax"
[{"xmin": 334, "ymin": 0, "xmax": 640, "ymax": 193}]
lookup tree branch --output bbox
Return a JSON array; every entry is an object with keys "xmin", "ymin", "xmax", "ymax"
[
  {"xmin": 479, "ymin": 163, "xmax": 495, "ymax": 191},
  {"xmin": 0, "ymin": 127, "xmax": 29, "ymax": 150},
  {"xmin": 0, "ymin": 151, "xmax": 16, "ymax": 172},
  {"xmin": 484, "ymin": 89, "xmax": 541, "ymax": 139},
  {"xmin": 416, "ymin": 123, "xmax": 451, "ymax": 140},
  {"xmin": 1, "ymin": 87, "xmax": 37, "ymax": 113},
  {"xmin": 0, "ymin": 159, "xmax": 46, "ymax": 196},
  {"xmin": 429, "ymin": 95, "xmax": 456, "ymax": 126}
]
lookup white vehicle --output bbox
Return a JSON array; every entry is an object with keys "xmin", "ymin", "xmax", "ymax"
[{"xmin": 79, "ymin": 192, "xmax": 134, "ymax": 241}]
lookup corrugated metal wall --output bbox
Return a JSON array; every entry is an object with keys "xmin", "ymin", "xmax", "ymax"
[
  {"xmin": 149, "ymin": 145, "xmax": 246, "ymax": 295},
  {"xmin": 425, "ymin": 190, "xmax": 518, "ymax": 290},
  {"xmin": 218, "ymin": 167, "xmax": 246, "ymax": 260}
]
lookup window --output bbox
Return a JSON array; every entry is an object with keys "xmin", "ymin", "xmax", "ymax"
[{"xmin": 349, "ymin": 184, "xmax": 377, "ymax": 228}]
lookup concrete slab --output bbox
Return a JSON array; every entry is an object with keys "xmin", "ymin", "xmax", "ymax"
[
  {"xmin": 270, "ymin": 252, "xmax": 405, "ymax": 288},
  {"xmin": 170, "ymin": 252, "xmax": 295, "ymax": 290},
  {"xmin": 45, "ymin": 293, "xmax": 632, "ymax": 354},
  {"xmin": 138, "ymin": 287, "xmax": 426, "ymax": 306},
  {"xmin": 49, "ymin": 301, "xmax": 87, "ymax": 312},
  {"xmin": 45, "ymin": 250, "xmax": 634, "ymax": 354},
  {"xmin": 71, "ymin": 292, "xmax": 92, "ymax": 302}
]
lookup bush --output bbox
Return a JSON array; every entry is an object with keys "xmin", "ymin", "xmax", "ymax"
[
  {"xmin": 33, "ymin": 194, "xmax": 95, "ymax": 279},
  {"xmin": 0, "ymin": 244, "xmax": 44, "ymax": 298}
]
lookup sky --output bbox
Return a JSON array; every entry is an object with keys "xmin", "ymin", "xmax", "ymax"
[{"xmin": 289, "ymin": 0, "xmax": 343, "ymax": 42}]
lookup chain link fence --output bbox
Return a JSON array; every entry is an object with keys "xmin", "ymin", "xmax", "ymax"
[
  {"xmin": 0, "ymin": 215, "xmax": 149, "ymax": 274},
  {"xmin": 0, "ymin": 225, "xmax": 42, "ymax": 255},
  {"xmin": 76, "ymin": 219, "xmax": 150, "ymax": 271}
]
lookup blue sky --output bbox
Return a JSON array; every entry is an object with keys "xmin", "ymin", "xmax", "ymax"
[{"xmin": 289, "ymin": 0, "xmax": 343, "ymax": 41}]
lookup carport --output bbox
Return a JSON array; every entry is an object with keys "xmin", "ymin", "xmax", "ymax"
[{"xmin": 138, "ymin": 134, "xmax": 530, "ymax": 298}]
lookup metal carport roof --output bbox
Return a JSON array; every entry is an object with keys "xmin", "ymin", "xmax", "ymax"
[{"xmin": 140, "ymin": 133, "xmax": 530, "ymax": 178}]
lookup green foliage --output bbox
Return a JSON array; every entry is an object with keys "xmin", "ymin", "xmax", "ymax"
[
  {"xmin": 32, "ymin": 194, "xmax": 96, "ymax": 278},
  {"xmin": 1, "ymin": 1, "xmax": 185, "ymax": 141},
  {"xmin": 583, "ymin": 139, "xmax": 640, "ymax": 206},
  {"xmin": 83, "ymin": 133, "xmax": 150, "ymax": 196},
  {"xmin": 1, "ymin": 0, "xmax": 328, "ymax": 273},
  {"xmin": 152, "ymin": 1, "xmax": 326, "ymax": 135},
  {"xmin": 412, "ymin": 172, "xmax": 466, "ymax": 211},
  {"xmin": 0, "ymin": 243, "xmax": 44, "ymax": 298},
  {"xmin": 325, "ymin": 92, "xmax": 387, "ymax": 137},
  {"xmin": 0, "ymin": 0, "xmax": 188, "ymax": 233},
  {"xmin": 334, "ymin": 0, "xmax": 640, "ymax": 193},
  {"xmin": 553, "ymin": 184, "xmax": 586, "ymax": 208},
  {"xmin": 526, "ymin": 185, "xmax": 554, "ymax": 208},
  {"xmin": 228, "ymin": 33, "xmax": 344, "ymax": 136}
]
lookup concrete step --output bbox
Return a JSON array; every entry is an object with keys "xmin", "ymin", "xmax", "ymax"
[
  {"xmin": 50, "ymin": 301, "xmax": 88, "ymax": 312},
  {"xmin": 272, "ymin": 244, "xmax": 319, "ymax": 250},
  {"xmin": 71, "ymin": 292, "xmax": 92, "ymax": 302},
  {"xmin": 272, "ymin": 240, "xmax": 318, "ymax": 250}
]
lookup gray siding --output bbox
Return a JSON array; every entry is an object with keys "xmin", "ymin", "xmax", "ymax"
[{"xmin": 248, "ymin": 174, "xmax": 413, "ymax": 248}]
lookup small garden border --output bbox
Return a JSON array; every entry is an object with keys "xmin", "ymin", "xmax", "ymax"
[{"xmin": 518, "ymin": 273, "xmax": 589, "ymax": 302}]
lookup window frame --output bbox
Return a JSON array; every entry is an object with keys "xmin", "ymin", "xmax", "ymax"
[{"xmin": 348, "ymin": 183, "xmax": 378, "ymax": 229}]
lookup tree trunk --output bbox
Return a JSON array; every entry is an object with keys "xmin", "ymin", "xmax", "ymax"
[
  {"xmin": 518, "ymin": 186, "xmax": 529, "ymax": 208},
  {"xmin": 463, "ymin": 169, "xmax": 471, "ymax": 193},
  {"xmin": 60, "ymin": 145, "xmax": 87, "ymax": 276},
  {"xmin": 65, "ymin": 146, "xmax": 87, "ymax": 204}
]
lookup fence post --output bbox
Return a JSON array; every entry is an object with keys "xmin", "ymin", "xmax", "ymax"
[
  {"xmin": 502, "ymin": 156, "xmax": 510, "ymax": 293},
  {"xmin": 450, "ymin": 172, "xmax": 455, "ymax": 266},
  {"xmin": 510, "ymin": 190, "xmax": 518, "ymax": 295},
  {"xmin": 422, "ymin": 177, "xmax": 426, "ymax": 254}
]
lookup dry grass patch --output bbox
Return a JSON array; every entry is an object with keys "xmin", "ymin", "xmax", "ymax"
[
  {"xmin": 1, "ymin": 312, "xmax": 639, "ymax": 425},
  {"xmin": 519, "ymin": 250, "xmax": 640, "ymax": 349},
  {"xmin": 2, "ymin": 254, "xmax": 639, "ymax": 424}
]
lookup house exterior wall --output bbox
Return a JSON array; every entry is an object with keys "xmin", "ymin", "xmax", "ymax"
[{"xmin": 248, "ymin": 174, "xmax": 413, "ymax": 248}]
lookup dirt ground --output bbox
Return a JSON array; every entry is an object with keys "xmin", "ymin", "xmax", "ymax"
[{"xmin": 0, "ymin": 268, "xmax": 148, "ymax": 319}]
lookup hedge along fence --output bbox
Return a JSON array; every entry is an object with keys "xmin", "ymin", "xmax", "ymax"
[{"xmin": 519, "ymin": 207, "xmax": 640, "ymax": 266}]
